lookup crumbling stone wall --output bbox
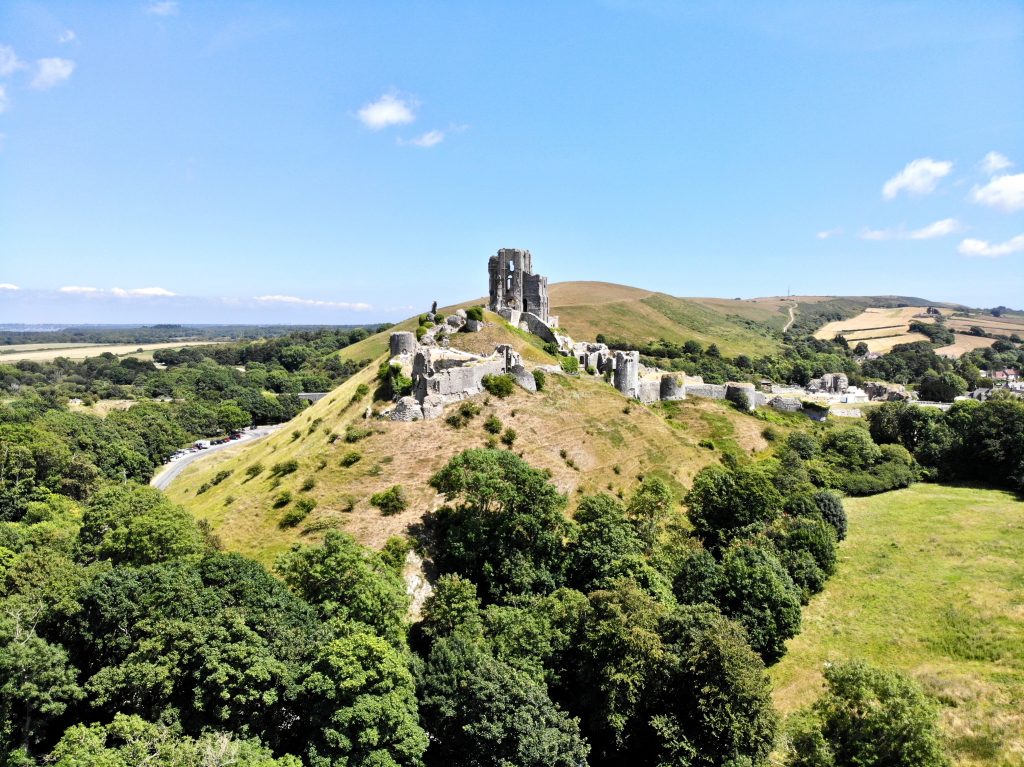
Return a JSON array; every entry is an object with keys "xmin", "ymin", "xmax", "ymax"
[{"xmin": 613, "ymin": 351, "xmax": 640, "ymax": 399}]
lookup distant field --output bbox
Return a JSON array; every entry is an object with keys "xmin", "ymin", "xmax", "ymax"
[
  {"xmin": 814, "ymin": 306, "xmax": 941, "ymax": 348},
  {"xmin": 68, "ymin": 398, "xmax": 135, "ymax": 416},
  {"xmin": 935, "ymin": 333, "xmax": 999, "ymax": 358},
  {"xmin": 0, "ymin": 340, "xmax": 220, "ymax": 362},
  {"xmin": 771, "ymin": 483, "xmax": 1024, "ymax": 766},
  {"xmin": 947, "ymin": 315, "xmax": 1024, "ymax": 335}
]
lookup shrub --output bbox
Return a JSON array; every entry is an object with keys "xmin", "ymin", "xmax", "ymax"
[
  {"xmin": 543, "ymin": 342, "xmax": 560, "ymax": 357},
  {"xmin": 327, "ymin": 431, "xmax": 338, "ymax": 443},
  {"xmin": 434, "ymin": 313, "xmax": 445, "ymax": 323},
  {"xmin": 300, "ymin": 477, "xmax": 316, "ymax": 492},
  {"xmin": 416, "ymin": 325, "xmax": 428, "ymax": 341},
  {"xmin": 814, "ymin": 490, "xmax": 847, "ymax": 540},
  {"xmin": 501, "ymin": 428, "xmax": 517, "ymax": 447},
  {"xmin": 532, "ymin": 369, "xmax": 545, "ymax": 391},
  {"xmin": 340, "ymin": 450, "xmax": 362, "ymax": 467},
  {"xmin": 466, "ymin": 305, "xmax": 485, "ymax": 322},
  {"xmin": 446, "ymin": 413, "xmax": 468, "ymax": 430},
  {"xmin": 270, "ymin": 459, "xmax": 299, "ymax": 477},
  {"xmin": 351, "ymin": 383, "xmax": 370, "ymax": 403},
  {"xmin": 370, "ymin": 485, "xmax": 407, "ymax": 516},
  {"xmin": 280, "ymin": 497, "xmax": 317, "ymax": 528},
  {"xmin": 559, "ymin": 356, "xmax": 579, "ymax": 375},
  {"xmin": 762, "ymin": 426, "xmax": 780, "ymax": 442},
  {"xmin": 484, "ymin": 415, "xmax": 503, "ymax": 434},
  {"xmin": 786, "ymin": 432, "xmax": 821, "ymax": 460},
  {"xmin": 344, "ymin": 424, "xmax": 372, "ymax": 443},
  {"xmin": 460, "ymin": 401, "xmax": 481, "ymax": 419},
  {"xmin": 291, "ymin": 430, "xmax": 301, "ymax": 441},
  {"xmin": 224, "ymin": 495, "xmax": 235, "ymax": 506},
  {"xmin": 196, "ymin": 482, "xmax": 212, "ymax": 495},
  {"xmin": 273, "ymin": 490, "xmax": 292, "ymax": 508},
  {"xmin": 482, "ymin": 374, "xmax": 516, "ymax": 398},
  {"xmin": 244, "ymin": 462, "xmax": 264, "ymax": 479},
  {"xmin": 698, "ymin": 439, "xmax": 715, "ymax": 450}
]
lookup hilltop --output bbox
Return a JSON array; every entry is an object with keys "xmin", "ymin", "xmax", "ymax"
[{"xmin": 165, "ymin": 312, "xmax": 805, "ymax": 563}]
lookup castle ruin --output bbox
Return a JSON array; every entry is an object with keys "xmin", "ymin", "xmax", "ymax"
[{"xmin": 488, "ymin": 248, "xmax": 555, "ymax": 326}]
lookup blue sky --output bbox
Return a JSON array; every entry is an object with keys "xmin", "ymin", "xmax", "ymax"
[{"xmin": 1, "ymin": 0, "xmax": 1022, "ymax": 324}]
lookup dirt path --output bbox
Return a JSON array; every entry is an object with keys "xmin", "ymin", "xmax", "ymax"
[{"xmin": 782, "ymin": 301, "xmax": 797, "ymax": 332}]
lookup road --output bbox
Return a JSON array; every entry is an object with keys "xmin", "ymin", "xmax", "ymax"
[{"xmin": 150, "ymin": 424, "xmax": 283, "ymax": 491}]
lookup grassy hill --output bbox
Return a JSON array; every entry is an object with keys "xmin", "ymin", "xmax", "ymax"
[
  {"xmin": 771, "ymin": 483, "xmax": 1024, "ymax": 766},
  {"xmin": 166, "ymin": 315, "xmax": 804, "ymax": 564}
]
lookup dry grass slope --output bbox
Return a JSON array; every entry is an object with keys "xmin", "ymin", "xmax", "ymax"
[{"xmin": 167, "ymin": 321, "xmax": 790, "ymax": 565}]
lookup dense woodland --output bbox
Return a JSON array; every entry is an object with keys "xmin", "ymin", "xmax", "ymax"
[{"xmin": 1, "ymin": 315, "xmax": 1023, "ymax": 765}]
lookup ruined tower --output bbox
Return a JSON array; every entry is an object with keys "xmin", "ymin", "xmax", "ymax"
[{"xmin": 488, "ymin": 248, "xmax": 550, "ymax": 324}]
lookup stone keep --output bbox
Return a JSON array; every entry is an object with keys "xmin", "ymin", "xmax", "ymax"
[
  {"xmin": 488, "ymin": 248, "xmax": 550, "ymax": 323},
  {"xmin": 613, "ymin": 350, "xmax": 640, "ymax": 399}
]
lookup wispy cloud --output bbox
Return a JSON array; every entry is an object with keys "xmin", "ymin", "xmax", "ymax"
[
  {"xmin": 31, "ymin": 58, "xmax": 75, "ymax": 89},
  {"xmin": 405, "ymin": 129, "xmax": 445, "ymax": 148},
  {"xmin": 146, "ymin": 1, "xmax": 179, "ymax": 16},
  {"xmin": 882, "ymin": 157, "xmax": 953, "ymax": 199},
  {"xmin": 58, "ymin": 29, "xmax": 76, "ymax": 44},
  {"xmin": 254, "ymin": 294, "xmax": 373, "ymax": 311},
  {"xmin": 59, "ymin": 286, "xmax": 100, "ymax": 293},
  {"xmin": 357, "ymin": 92, "xmax": 416, "ymax": 130},
  {"xmin": 816, "ymin": 227, "xmax": 843, "ymax": 240},
  {"xmin": 0, "ymin": 283, "xmax": 19, "ymax": 290},
  {"xmin": 958, "ymin": 234, "xmax": 1024, "ymax": 258},
  {"xmin": 111, "ymin": 286, "xmax": 176, "ymax": 297},
  {"xmin": 971, "ymin": 172, "xmax": 1024, "ymax": 212},
  {"xmin": 861, "ymin": 218, "xmax": 961, "ymax": 241},
  {"xmin": 0, "ymin": 44, "xmax": 25, "ymax": 76},
  {"xmin": 980, "ymin": 151, "xmax": 1012, "ymax": 175}
]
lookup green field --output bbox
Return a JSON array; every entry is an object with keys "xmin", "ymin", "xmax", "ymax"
[{"xmin": 771, "ymin": 483, "xmax": 1024, "ymax": 766}]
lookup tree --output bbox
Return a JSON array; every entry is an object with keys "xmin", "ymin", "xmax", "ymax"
[
  {"xmin": 216, "ymin": 401, "xmax": 251, "ymax": 433},
  {"xmin": 686, "ymin": 465, "xmax": 784, "ymax": 548},
  {"xmin": 276, "ymin": 531, "xmax": 409, "ymax": 646},
  {"xmin": 644, "ymin": 604, "xmax": 777, "ymax": 767},
  {"xmin": 50, "ymin": 714, "xmax": 302, "ymax": 767},
  {"xmin": 626, "ymin": 477, "xmax": 673, "ymax": 552},
  {"xmin": 301, "ymin": 628, "xmax": 427, "ymax": 767},
  {"xmin": 0, "ymin": 612, "xmax": 84, "ymax": 756},
  {"xmin": 918, "ymin": 372, "xmax": 967, "ymax": 403},
  {"xmin": 716, "ymin": 540, "xmax": 801, "ymax": 662},
  {"xmin": 418, "ymin": 635, "xmax": 588, "ymax": 767},
  {"xmin": 821, "ymin": 427, "xmax": 881, "ymax": 470},
  {"xmin": 428, "ymin": 450, "xmax": 571, "ymax": 602},
  {"xmin": 813, "ymin": 490, "xmax": 847, "ymax": 540},
  {"xmin": 787, "ymin": 660, "xmax": 949, "ymax": 767}
]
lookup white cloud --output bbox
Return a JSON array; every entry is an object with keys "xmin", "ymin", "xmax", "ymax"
[
  {"xmin": 146, "ymin": 1, "xmax": 179, "ymax": 16},
  {"xmin": 0, "ymin": 85, "xmax": 8, "ymax": 114},
  {"xmin": 882, "ymin": 157, "xmax": 953, "ymax": 199},
  {"xmin": 59, "ymin": 286, "xmax": 100, "ymax": 293},
  {"xmin": 861, "ymin": 218, "xmax": 961, "ymax": 241},
  {"xmin": 816, "ymin": 227, "xmax": 843, "ymax": 240},
  {"xmin": 971, "ymin": 172, "xmax": 1024, "ymax": 212},
  {"xmin": 58, "ymin": 30, "xmax": 76, "ymax": 44},
  {"xmin": 981, "ymin": 151, "xmax": 1012, "ymax": 175},
  {"xmin": 31, "ymin": 58, "xmax": 75, "ymax": 89},
  {"xmin": 357, "ymin": 93, "xmax": 416, "ymax": 130},
  {"xmin": 111, "ymin": 286, "xmax": 176, "ymax": 297},
  {"xmin": 0, "ymin": 283, "xmax": 19, "ymax": 290},
  {"xmin": 254, "ymin": 294, "xmax": 373, "ymax": 311},
  {"xmin": 958, "ymin": 234, "xmax": 1024, "ymax": 258},
  {"xmin": 406, "ymin": 129, "xmax": 445, "ymax": 148},
  {"xmin": 0, "ymin": 45, "xmax": 24, "ymax": 76}
]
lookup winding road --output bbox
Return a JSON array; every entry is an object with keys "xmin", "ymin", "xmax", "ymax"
[
  {"xmin": 150, "ymin": 424, "xmax": 283, "ymax": 491},
  {"xmin": 782, "ymin": 300, "xmax": 797, "ymax": 333}
]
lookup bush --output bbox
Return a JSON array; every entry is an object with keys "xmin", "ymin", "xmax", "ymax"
[
  {"xmin": 244, "ymin": 462, "xmax": 264, "ymax": 479},
  {"xmin": 786, "ymin": 432, "xmax": 820, "ymax": 460},
  {"xmin": 300, "ymin": 477, "xmax": 316, "ymax": 492},
  {"xmin": 344, "ymin": 424, "xmax": 372, "ymax": 443},
  {"xmin": 501, "ymin": 428, "xmax": 517, "ymax": 447},
  {"xmin": 273, "ymin": 490, "xmax": 292, "ymax": 508},
  {"xmin": 814, "ymin": 490, "xmax": 847, "ymax": 540},
  {"xmin": 340, "ymin": 450, "xmax": 362, "ymax": 467},
  {"xmin": 270, "ymin": 459, "xmax": 299, "ymax": 477},
  {"xmin": 559, "ymin": 356, "xmax": 579, "ymax": 375},
  {"xmin": 762, "ymin": 426, "xmax": 780, "ymax": 442},
  {"xmin": 466, "ymin": 306, "xmax": 484, "ymax": 322},
  {"xmin": 370, "ymin": 485, "xmax": 408, "ymax": 516},
  {"xmin": 482, "ymin": 374, "xmax": 516, "ymax": 398},
  {"xmin": 484, "ymin": 415, "xmax": 502, "ymax": 434},
  {"xmin": 280, "ymin": 497, "xmax": 317, "ymax": 528},
  {"xmin": 351, "ymin": 383, "xmax": 370, "ymax": 403},
  {"xmin": 532, "ymin": 369, "xmax": 545, "ymax": 391},
  {"xmin": 416, "ymin": 325, "xmax": 428, "ymax": 341}
]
